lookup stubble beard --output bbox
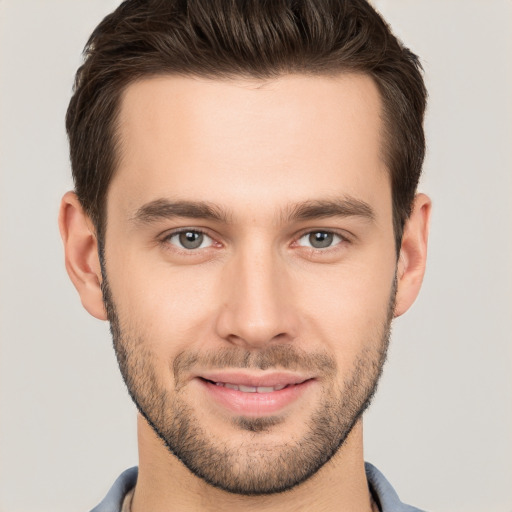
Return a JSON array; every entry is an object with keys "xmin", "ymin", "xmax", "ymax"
[{"xmin": 101, "ymin": 274, "xmax": 394, "ymax": 496}]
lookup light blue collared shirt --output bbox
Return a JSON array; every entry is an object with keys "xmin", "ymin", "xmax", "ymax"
[{"xmin": 90, "ymin": 462, "xmax": 426, "ymax": 512}]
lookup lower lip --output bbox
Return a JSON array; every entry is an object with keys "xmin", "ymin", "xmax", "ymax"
[{"xmin": 198, "ymin": 378, "xmax": 314, "ymax": 416}]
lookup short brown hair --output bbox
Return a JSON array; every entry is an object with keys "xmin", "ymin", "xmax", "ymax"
[{"xmin": 66, "ymin": 0, "xmax": 427, "ymax": 249}]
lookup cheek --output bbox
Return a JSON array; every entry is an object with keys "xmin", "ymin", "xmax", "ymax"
[
  {"xmin": 293, "ymin": 260, "xmax": 395, "ymax": 358},
  {"xmin": 106, "ymin": 230, "xmax": 396, "ymax": 371},
  {"xmin": 107, "ymin": 254, "xmax": 219, "ymax": 352}
]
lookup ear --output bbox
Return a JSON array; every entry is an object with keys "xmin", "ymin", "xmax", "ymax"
[
  {"xmin": 394, "ymin": 193, "xmax": 431, "ymax": 317},
  {"xmin": 58, "ymin": 191, "xmax": 107, "ymax": 320}
]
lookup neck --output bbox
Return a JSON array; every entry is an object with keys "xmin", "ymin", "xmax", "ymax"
[{"xmin": 131, "ymin": 415, "xmax": 374, "ymax": 512}]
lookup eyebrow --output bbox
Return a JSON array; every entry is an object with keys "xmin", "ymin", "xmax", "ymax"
[
  {"xmin": 131, "ymin": 199, "xmax": 230, "ymax": 224},
  {"xmin": 284, "ymin": 197, "xmax": 375, "ymax": 223},
  {"xmin": 131, "ymin": 196, "xmax": 375, "ymax": 225}
]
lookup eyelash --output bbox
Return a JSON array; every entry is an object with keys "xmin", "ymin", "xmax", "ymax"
[
  {"xmin": 294, "ymin": 230, "xmax": 349, "ymax": 251},
  {"xmin": 160, "ymin": 228, "xmax": 218, "ymax": 253},
  {"xmin": 160, "ymin": 227, "xmax": 351, "ymax": 255}
]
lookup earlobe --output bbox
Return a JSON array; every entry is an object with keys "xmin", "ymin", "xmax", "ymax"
[
  {"xmin": 394, "ymin": 193, "xmax": 431, "ymax": 317},
  {"xmin": 58, "ymin": 191, "xmax": 107, "ymax": 320}
]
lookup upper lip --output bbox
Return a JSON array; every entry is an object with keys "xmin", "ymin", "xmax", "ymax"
[{"xmin": 197, "ymin": 371, "xmax": 313, "ymax": 388}]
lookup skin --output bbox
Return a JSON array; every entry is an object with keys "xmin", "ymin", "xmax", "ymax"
[{"xmin": 59, "ymin": 73, "xmax": 430, "ymax": 512}]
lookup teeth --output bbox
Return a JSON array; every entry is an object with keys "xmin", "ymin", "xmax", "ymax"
[
  {"xmin": 256, "ymin": 386, "xmax": 274, "ymax": 393},
  {"xmin": 213, "ymin": 382, "xmax": 288, "ymax": 393},
  {"xmin": 238, "ymin": 385, "xmax": 257, "ymax": 392}
]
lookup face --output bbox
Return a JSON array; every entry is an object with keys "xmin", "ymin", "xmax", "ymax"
[{"xmin": 101, "ymin": 74, "xmax": 398, "ymax": 494}]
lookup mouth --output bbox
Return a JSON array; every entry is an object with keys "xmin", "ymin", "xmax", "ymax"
[
  {"xmin": 195, "ymin": 372, "xmax": 315, "ymax": 416},
  {"xmin": 206, "ymin": 380, "xmax": 291, "ymax": 393}
]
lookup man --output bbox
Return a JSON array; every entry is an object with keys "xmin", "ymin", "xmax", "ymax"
[{"xmin": 59, "ymin": 0, "xmax": 430, "ymax": 510}]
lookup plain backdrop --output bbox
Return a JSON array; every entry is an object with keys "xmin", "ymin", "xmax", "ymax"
[{"xmin": 0, "ymin": 1, "xmax": 511, "ymax": 511}]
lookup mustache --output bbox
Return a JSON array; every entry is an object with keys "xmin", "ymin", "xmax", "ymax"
[{"xmin": 173, "ymin": 345, "xmax": 337, "ymax": 385}]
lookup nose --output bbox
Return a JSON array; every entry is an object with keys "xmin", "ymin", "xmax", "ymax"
[{"xmin": 214, "ymin": 243, "xmax": 298, "ymax": 349}]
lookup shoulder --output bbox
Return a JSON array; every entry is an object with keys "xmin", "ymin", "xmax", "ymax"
[
  {"xmin": 89, "ymin": 467, "xmax": 138, "ymax": 512},
  {"xmin": 365, "ymin": 462, "xmax": 427, "ymax": 512}
]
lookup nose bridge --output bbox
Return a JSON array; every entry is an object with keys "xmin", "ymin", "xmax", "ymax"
[{"xmin": 215, "ymin": 236, "xmax": 294, "ymax": 347}]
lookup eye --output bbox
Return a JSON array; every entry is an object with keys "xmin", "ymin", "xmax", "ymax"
[
  {"xmin": 165, "ymin": 230, "xmax": 214, "ymax": 250},
  {"xmin": 297, "ymin": 231, "xmax": 343, "ymax": 249}
]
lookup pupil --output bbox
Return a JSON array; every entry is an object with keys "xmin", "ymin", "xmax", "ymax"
[
  {"xmin": 309, "ymin": 232, "xmax": 333, "ymax": 248},
  {"xmin": 179, "ymin": 231, "xmax": 203, "ymax": 249}
]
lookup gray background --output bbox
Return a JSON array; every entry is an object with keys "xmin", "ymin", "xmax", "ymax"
[{"xmin": 0, "ymin": 1, "xmax": 511, "ymax": 511}]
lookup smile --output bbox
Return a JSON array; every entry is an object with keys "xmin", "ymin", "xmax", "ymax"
[
  {"xmin": 211, "ymin": 381, "xmax": 288, "ymax": 393},
  {"xmin": 196, "ymin": 373, "xmax": 315, "ymax": 416}
]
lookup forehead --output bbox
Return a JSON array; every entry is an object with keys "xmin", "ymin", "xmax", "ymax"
[{"xmin": 110, "ymin": 73, "xmax": 389, "ymax": 219}]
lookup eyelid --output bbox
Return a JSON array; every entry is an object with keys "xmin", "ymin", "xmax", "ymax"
[
  {"xmin": 157, "ymin": 226, "xmax": 352, "ymax": 253},
  {"xmin": 293, "ymin": 228, "xmax": 351, "ymax": 247},
  {"xmin": 160, "ymin": 227, "xmax": 219, "ymax": 250}
]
